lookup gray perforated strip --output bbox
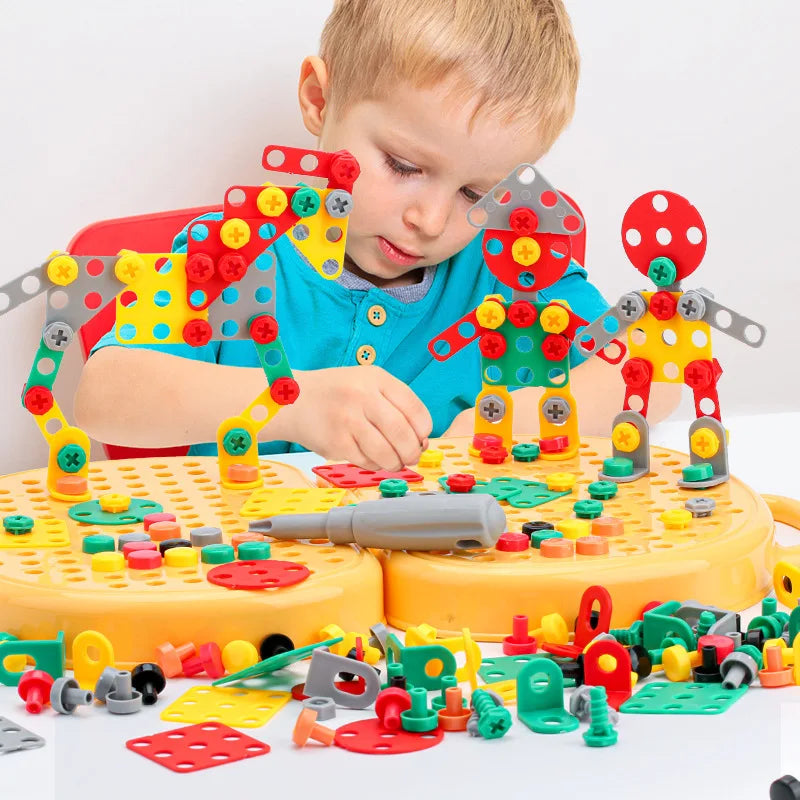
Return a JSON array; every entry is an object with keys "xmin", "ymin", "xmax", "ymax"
[
  {"xmin": 0, "ymin": 715, "xmax": 45, "ymax": 754},
  {"xmin": 576, "ymin": 292, "xmax": 646, "ymax": 356},
  {"xmin": 467, "ymin": 164, "xmax": 584, "ymax": 235},
  {"xmin": 695, "ymin": 289, "xmax": 766, "ymax": 348}
]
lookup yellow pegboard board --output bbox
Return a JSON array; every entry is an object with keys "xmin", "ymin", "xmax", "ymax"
[
  {"xmin": 312, "ymin": 436, "xmax": 782, "ymax": 639},
  {"xmin": 160, "ymin": 685, "xmax": 292, "ymax": 728},
  {"xmin": 0, "ymin": 517, "xmax": 68, "ymax": 549},
  {"xmin": 0, "ymin": 457, "xmax": 383, "ymax": 667},
  {"xmin": 239, "ymin": 486, "xmax": 348, "ymax": 519}
]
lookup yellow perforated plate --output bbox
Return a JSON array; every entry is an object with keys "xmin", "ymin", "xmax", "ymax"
[
  {"xmin": 0, "ymin": 457, "xmax": 382, "ymax": 667},
  {"xmin": 239, "ymin": 487, "xmax": 348, "ymax": 519},
  {"xmin": 315, "ymin": 436, "xmax": 779, "ymax": 639},
  {"xmin": 160, "ymin": 685, "xmax": 291, "ymax": 728},
  {"xmin": 0, "ymin": 518, "xmax": 68, "ymax": 549}
]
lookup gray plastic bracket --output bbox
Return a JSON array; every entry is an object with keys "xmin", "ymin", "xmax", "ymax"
[
  {"xmin": 599, "ymin": 411, "xmax": 650, "ymax": 483},
  {"xmin": 0, "ymin": 715, "xmax": 46, "ymax": 754},
  {"xmin": 303, "ymin": 649, "xmax": 380, "ymax": 709},
  {"xmin": 576, "ymin": 292, "xmax": 646, "ymax": 356},
  {"xmin": 694, "ymin": 288, "xmax": 766, "ymax": 348},
  {"xmin": 467, "ymin": 164, "xmax": 584, "ymax": 235},
  {"xmin": 673, "ymin": 602, "xmax": 737, "ymax": 636},
  {"xmin": 678, "ymin": 416, "xmax": 730, "ymax": 489}
]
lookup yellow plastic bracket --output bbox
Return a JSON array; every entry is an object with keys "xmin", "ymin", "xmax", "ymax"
[
  {"xmin": 72, "ymin": 630, "xmax": 115, "ymax": 690},
  {"xmin": 286, "ymin": 188, "xmax": 350, "ymax": 280},
  {"xmin": 473, "ymin": 384, "xmax": 513, "ymax": 449},
  {"xmin": 33, "ymin": 402, "xmax": 91, "ymax": 502}
]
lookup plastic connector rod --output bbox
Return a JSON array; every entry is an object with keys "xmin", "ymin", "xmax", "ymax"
[{"xmin": 249, "ymin": 492, "xmax": 506, "ymax": 550}]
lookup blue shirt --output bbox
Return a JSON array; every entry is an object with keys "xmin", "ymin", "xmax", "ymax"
[{"xmin": 93, "ymin": 216, "xmax": 609, "ymax": 455}]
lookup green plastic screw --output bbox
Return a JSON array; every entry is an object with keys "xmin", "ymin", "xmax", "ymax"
[
  {"xmin": 378, "ymin": 479, "xmax": 408, "ymax": 498},
  {"xmin": 573, "ymin": 499, "xmax": 604, "ymax": 519},
  {"xmin": 696, "ymin": 610, "xmax": 716, "ymax": 638},
  {"xmin": 583, "ymin": 686, "xmax": 618, "ymax": 747},
  {"xmin": 602, "ymin": 457, "xmax": 633, "ymax": 477},
  {"xmin": 56, "ymin": 444, "xmax": 87, "ymax": 473},
  {"xmin": 647, "ymin": 256, "xmax": 677, "ymax": 287},
  {"xmin": 237, "ymin": 541, "xmax": 271, "ymax": 560},
  {"xmin": 3, "ymin": 515, "xmax": 35, "ymax": 535},
  {"xmin": 222, "ymin": 427, "xmax": 252, "ymax": 456},
  {"xmin": 470, "ymin": 688, "xmax": 512, "ymax": 739},
  {"xmin": 201, "ymin": 544, "xmax": 235, "ymax": 564},
  {"xmin": 610, "ymin": 619, "xmax": 644, "ymax": 646},
  {"xmin": 291, "ymin": 187, "xmax": 321, "ymax": 218},
  {"xmin": 588, "ymin": 481, "xmax": 618, "ymax": 500},
  {"xmin": 399, "ymin": 686, "xmax": 438, "ymax": 732},
  {"xmin": 531, "ymin": 530, "xmax": 563, "ymax": 549},
  {"xmin": 82, "ymin": 534, "xmax": 116, "ymax": 554},
  {"xmin": 762, "ymin": 596, "xmax": 778, "ymax": 616},
  {"xmin": 511, "ymin": 443, "xmax": 540, "ymax": 462},
  {"xmin": 682, "ymin": 463, "xmax": 714, "ymax": 482}
]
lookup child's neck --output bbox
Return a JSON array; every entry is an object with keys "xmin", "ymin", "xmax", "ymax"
[{"xmin": 344, "ymin": 255, "xmax": 425, "ymax": 289}]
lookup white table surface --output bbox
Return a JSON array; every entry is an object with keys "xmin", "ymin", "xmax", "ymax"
[{"xmin": 3, "ymin": 413, "xmax": 800, "ymax": 800}]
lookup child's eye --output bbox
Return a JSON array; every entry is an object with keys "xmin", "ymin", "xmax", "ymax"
[
  {"xmin": 383, "ymin": 153, "xmax": 421, "ymax": 177},
  {"xmin": 460, "ymin": 187, "xmax": 484, "ymax": 204}
]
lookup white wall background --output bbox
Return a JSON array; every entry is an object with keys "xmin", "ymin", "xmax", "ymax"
[{"xmin": 0, "ymin": 0, "xmax": 797, "ymax": 473}]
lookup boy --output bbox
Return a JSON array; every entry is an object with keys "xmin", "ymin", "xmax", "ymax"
[{"xmin": 75, "ymin": 0, "xmax": 678, "ymax": 471}]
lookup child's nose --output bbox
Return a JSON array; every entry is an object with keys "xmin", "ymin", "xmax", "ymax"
[{"xmin": 404, "ymin": 195, "xmax": 451, "ymax": 239}]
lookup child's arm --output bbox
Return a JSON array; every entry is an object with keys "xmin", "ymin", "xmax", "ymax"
[
  {"xmin": 75, "ymin": 347, "xmax": 431, "ymax": 471},
  {"xmin": 442, "ymin": 359, "xmax": 682, "ymax": 438}
]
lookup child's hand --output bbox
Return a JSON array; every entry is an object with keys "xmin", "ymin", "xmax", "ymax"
[{"xmin": 288, "ymin": 366, "xmax": 432, "ymax": 471}]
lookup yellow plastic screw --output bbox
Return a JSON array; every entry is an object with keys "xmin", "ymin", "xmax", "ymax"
[
  {"xmin": 47, "ymin": 255, "xmax": 79, "ymax": 286},
  {"xmin": 540, "ymin": 304, "xmax": 569, "ymax": 334},
  {"xmin": 98, "ymin": 493, "xmax": 131, "ymax": 514},
  {"xmin": 417, "ymin": 449, "xmax": 443, "ymax": 469},
  {"xmin": 690, "ymin": 427, "xmax": 720, "ymax": 459},
  {"xmin": 220, "ymin": 218, "xmax": 251, "ymax": 249},
  {"xmin": 114, "ymin": 252, "xmax": 145, "ymax": 283},
  {"xmin": 475, "ymin": 300, "xmax": 506, "ymax": 329},
  {"xmin": 659, "ymin": 509, "xmax": 692, "ymax": 529},
  {"xmin": 257, "ymin": 187, "xmax": 288, "ymax": 217},
  {"xmin": 511, "ymin": 236, "xmax": 541, "ymax": 266},
  {"xmin": 612, "ymin": 422, "xmax": 641, "ymax": 452},
  {"xmin": 546, "ymin": 472, "xmax": 577, "ymax": 492}
]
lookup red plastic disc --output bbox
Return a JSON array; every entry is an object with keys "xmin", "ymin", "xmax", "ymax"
[
  {"xmin": 206, "ymin": 559, "xmax": 310, "ymax": 590},
  {"xmin": 495, "ymin": 532, "xmax": 529, "ymax": 552},
  {"xmin": 128, "ymin": 550, "xmax": 163, "ymax": 570},
  {"xmin": 334, "ymin": 718, "xmax": 443, "ymax": 755},
  {"xmin": 126, "ymin": 722, "xmax": 269, "ymax": 773},
  {"xmin": 482, "ymin": 230, "xmax": 572, "ymax": 292},
  {"xmin": 621, "ymin": 191, "xmax": 707, "ymax": 280}
]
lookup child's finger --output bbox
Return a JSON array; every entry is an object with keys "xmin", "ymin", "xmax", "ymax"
[
  {"xmin": 365, "ymin": 397, "xmax": 424, "ymax": 468},
  {"xmin": 379, "ymin": 380, "xmax": 433, "ymax": 444},
  {"xmin": 355, "ymin": 418, "xmax": 405, "ymax": 473}
]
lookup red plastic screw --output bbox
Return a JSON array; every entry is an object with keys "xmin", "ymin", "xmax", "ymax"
[
  {"xmin": 270, "ymin": 377, "xmax": 300, "ymax": 406},
  {"xmin": 481, "ymin": 446, "xmax": 509, "ymax": 464},
  {"xmin": 249, "ymin": 314, "xmax": 279, "ymax": 344},
  {"xmin": 479, "ymin": 332, "xmax": 507, "ymax": 359},
  {"xmin": 155, "ymin": 641, "xmax": 197, "ymax": 678},
  {"xmin": 648, "ymin": 290, "xmax": 678, "ymax": 321},
  {"xmin": 507, "ymin": 300, "xmax": 537, "ymax": 328},
  {"xmin": 23, "ymin": 386, "xmax": 54, "ymax": 416},
  {"xmin": 18, "ymin": 670, "xmax": 54, "ymax": 714},
  {"xmin": 185, "ymin": 253, "xmax": 215, "ymax": 282},
  {"xmin": 375, "ymin": 687, "xmax": 412, "ymax": 730},
  {"xmin": 446, "ymin": 473, "xmax": 476, "ymax": 493},
  {"xmin": 182, "ymin": 642, "xmax": 225, "ymax": 679},
  {"xmin": 621, "ymin": 358, "xmax": 653, "ymax": 389},
  {"xmin": 217, "ymin": 253, "xmax": 248, "ymax": 282},
  {"xmin": 329, "ymin": 152, "xmax": 361, "ymax": 186},
  {"xmin": 541, "ymin": 334, "xmax": 570, "ymax": 361},
  {"xmin": 472, "ymin": 434, "xmax": 502, "ymax": 451},
  {"xmin": 539, "ymin": 436, "xmax": 569, "ymax": 453},
  {"xmin": 495, "ymin": 532, "xmax": 530, "ymax": 552},
  {"xmin": 509, "ymin": 207, "xmax": 539, "ymax": 235},
  {"xmin": 183, "ymin": 319, "xmax": 213, "ymax": 347}
]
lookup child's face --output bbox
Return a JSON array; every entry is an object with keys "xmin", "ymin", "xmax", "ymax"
[{"xmin": 316, "ymin": 78, "xmax": 548, "ymax": 283}]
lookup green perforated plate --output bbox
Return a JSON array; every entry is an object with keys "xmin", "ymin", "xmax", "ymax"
[
  {"xmin": 479, "ymin": 653, "xmax": 576, "ymax": 687},
  {"xmin": 68, "ymin": 498, "xmax": 163, "ymax": 525},
  {"xmin": 438, "ymin": 476, "xmax": 569, "ymax": 509},
  {"xmin": 620, "ymin": 682, "xmax": 747, "ymax": 715}
]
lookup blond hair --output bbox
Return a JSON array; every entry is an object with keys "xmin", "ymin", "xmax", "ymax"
[{"xmin": 319, "ymin": 0, "xmax": 579, "ymax": 151}]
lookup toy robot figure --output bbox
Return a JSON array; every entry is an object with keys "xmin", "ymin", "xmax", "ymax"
[
  {"xmin": 428, "ymin": 164, "xmax": 624, "ymax": 460},
  {"xmin": 0, "ymin": 145, "xmax": 360, "ymax": 498},
  {"xmin": 577, "ymin": 191, "xmax": 766, "ymax": 487}
]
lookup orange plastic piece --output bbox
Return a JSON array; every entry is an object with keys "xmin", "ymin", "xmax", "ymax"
[
  {"xmin": 576, "ymin": 536, "xmax": 610, "ymax": 556},
  {"xmin": 438, "ymin": 687, "xmax": 471, "ymax": 731},
  {"xmin": 227, "ymin": 464, "xmax": 260, "ymax": 483},
  {"xmin": 592, "ymin": 517, "xmax": 624, "ymax": 537},
  {"xmin": 55, "ymin": 475, "xmax": 89, "ymax": 496},
  {"xmin": 292, "ymin": 707, "xmax": 335, "ymax": 747},
  {"xmin": 156, "ymin": 641, "xmax": 196, "ymax": 678},
  {"xmin": 759, "ymin": 645, "xmax": 793, "ymax": 688},
  {"xmin": 231, "ymin": 532, "xmax": 264, "ymax": 551},
  {"xmin": 540, "ymin": 538, "xmax": 574, "ymax": 558},
  {"xmin": 148, "ymin": 520, "xmax": 181, "ymax": 542}
]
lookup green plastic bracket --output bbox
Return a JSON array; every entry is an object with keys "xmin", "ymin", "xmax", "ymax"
[
  {"xmin": 620, "ymin": 682, "xmax": 747, "ymax": 715},
  {"xmin": 516, "ymin": 657, "xmax": 578, "ymax": 733},
  {"xmin": 253, "ymin": 338, "xmax": 294, "ymax": 384},
  {"xmin": 642, "ymin": 601, "xmax": 696, "ymax": 650},
  {"xmin": 22, "ymin": 337, "xmax": 65, "ymax": 400},
  {"xmin": 68, "ymin": 498, "xmax": 163, "ymax": 526},
  {"xmin": 212, "ymin": 637, "xmax": 343, "ymax": 686},
  {"xmin": 385, "ymin": 633, "xmax": 457, "ymax": 691},
  {"xmin": 479, "ymin": 653, "xmax": 575, "ymax": 687},
  {"xmin": 0, "ymin": 631, "xmax": 65, "ymax": 686}
]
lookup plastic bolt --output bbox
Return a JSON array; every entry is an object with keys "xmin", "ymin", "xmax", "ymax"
[
  {"xmin": 259, "ymin": 633, "xmax": 294, "ymax": 661},
  {"xmin": 375, "ymin": 687, "xmax": 412, "ymax": 730},
  {"xmin": 692, "ymin": 644, "xmax": 723, "ymax": 683},
  {"xmin": 131, "ymin": 663, "xmax": 166, "ymax": 706},
  {"xmin": 760, "ymin": 645, "xmax": 793, "ymax": 688},
  {"xmin": 696, "ymin": 611, "xmax": 716, "ymax": 638},
  {"xmin": 470, "ymin": 688, "xmax": 511, "ymax": 739},
  {"xmin": 50, "ymin": 677, "xmax": 93, "ymax": 715},
  {"xmin": 503, "ymin": 614, "xmax": 538, "ymax": 655},
  {"xmin": 155, "ymin": 640, "xmax": 197, "ymax": 678},
  {"xmin": 431, "ymin": 675, "xmax": 462, "ymax": 712},
  {"xmin": 438, "ymin": 687, "xmax": 472, "ymax": 731},
  {"xmin": 18, "ymin": 670, "xmax": 54, "ymax": 714},
  {"xmin": 583, "ymin": 686, "xmax": 618, "ymax": 747},
  {"xmin": 386, "ymin": 662, "xmax": 406, "ymax": 690},
  {"xmin": 182, "ymin": 642, "xmax": 225, "ymax": 679},
  {"xmin": 292, "ymin": 707, "xmax": 335, "ymax": 747},
  {"xmin": 400, "ymin": 686, "xmax": 439, "ymax": 733},
  {"xmin": 720, "ymin": 650, "xmax": 759, "ymax": 689},
  {"xmin": 106, "ymin": 670, "xmax": 143, "ymax": 714}
]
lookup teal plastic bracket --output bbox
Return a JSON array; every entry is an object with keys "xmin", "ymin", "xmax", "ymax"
[
  {"xmin": 0, "ymin": 631, "xmax": 65, "ymax": 686},
  {"xmin": 516, "ymin": 657, "xmax": 579, "ymax": 734}
]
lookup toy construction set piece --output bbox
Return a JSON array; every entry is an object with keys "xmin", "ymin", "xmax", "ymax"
[
  {"xmin": 428, "ymin": 163, "xmax": 625, "ymax": 458},
  {"xmin": 249, "ymin": 492, "xmax": 506, "ymax": 550},
  {"xmin": 0, "ymin": 144, "xmax": 360, "ymax": 497},
  {"xmin": 576, "ymin": 191, "xmax": 766, "ymax": 488},
  {"xmin": 0, "ymin": 715, "xmax": 46, "ymax": 754}
]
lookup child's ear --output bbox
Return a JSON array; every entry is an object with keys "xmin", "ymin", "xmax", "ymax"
[{"xmin": 298, "ymin": 56, "xmax": 329, "ymax": 136}]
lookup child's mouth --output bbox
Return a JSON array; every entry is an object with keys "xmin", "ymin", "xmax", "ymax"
[{"xmin": 377, "ymin": 236, "xmax": 423, "ymax": 266}]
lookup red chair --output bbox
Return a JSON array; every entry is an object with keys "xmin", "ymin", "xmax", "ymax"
[
  {"xmin": 70, "ymin": 205, "xmax": 219, "ymax": 459},
  {"xmin": 69, "ymin": 193, "xmax": 586, "ymax": 460}
]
